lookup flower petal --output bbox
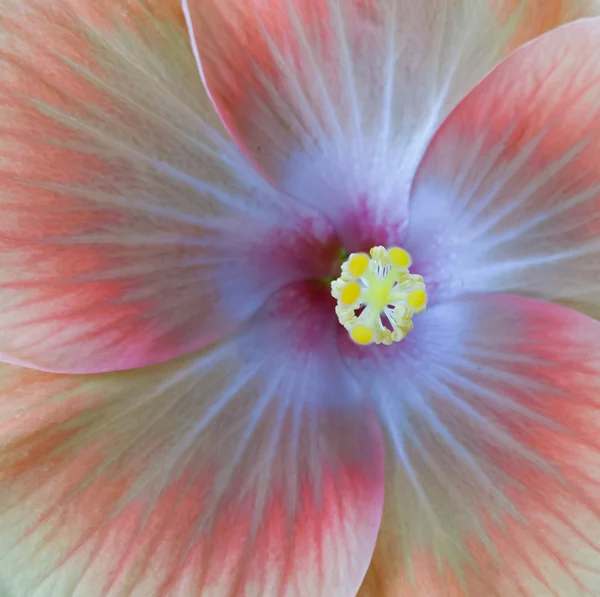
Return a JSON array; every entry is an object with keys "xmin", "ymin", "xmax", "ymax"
[
  {"xmin": 0, "ymin": 0, "xmax": 338, "ymax": 373},
  {"xmin": 500, "ymin": 0, "xmax": 600, "ymax": 51},
  {"xmin": 343, "ymin": 294, "xmax": 600, "ymax": 596},
  {"xmin": 183, "ymin": 0, "xmax": 535, "ymax": 249},
  {"xmin": 0, "ymin": 282, "xmax": 384, "ymax": 596},
  {"xmin": 405, "ymin": 17, "xmax": 600, "ymax": 317}
]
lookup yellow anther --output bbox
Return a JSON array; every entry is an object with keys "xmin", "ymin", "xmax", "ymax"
[
  {"xmin": 331, "ymin": 246, "xmax": 427, "ymax": 346},
  {"xmin": 388, "ymin": 247, "xmax": 412, "ymax": 268},
  {"xmin": 351, "ymin": 325, "xmax": 374, "ymax": 345},
  {"xmin": 408, "ymin": 289, "xmax": 427, "ymax": 310},
  {"xmin": 340, "ymin": 282, "xmax": 361, "ymax": 305},
  {"xmin": 348, "ymin": 253, "xmax": 369, "ymax": 277}
]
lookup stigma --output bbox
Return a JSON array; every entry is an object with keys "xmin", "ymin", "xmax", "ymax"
[{"xmin": 331, "ymin": 246, "xmax": 427, "ymax": 346}]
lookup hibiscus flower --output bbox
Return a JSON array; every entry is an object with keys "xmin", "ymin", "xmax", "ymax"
[{"xmin": 2, "ymin": 1, "xmax": 600, "ymax": 596}]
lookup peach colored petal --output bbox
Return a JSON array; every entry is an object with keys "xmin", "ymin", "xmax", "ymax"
[
  {"xmin": 405, "ymin": 17, "xmax": 600, "ymax": 318},
  {"xmin": 183, "ymin": 0, "xmax": 531, "ymax": 249},
  {"xmin": 0, "ymin": 0, "xmax": 337, "ymax": 373},
  {"xmin": 0, "ymin": 282, "xmax": 384, "ymax": 596},
  {"xmin": 346, "ymin": 295, "xmax": 600, "ymax": 596},
  {"xmin": 498, "ymin": 0, "xmax": 600, "ymax": 50}
]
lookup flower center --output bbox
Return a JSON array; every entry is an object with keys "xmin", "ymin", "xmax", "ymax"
[{"xmin": 331, "ymin": 246, "xmax": 427, "ymax": 346}]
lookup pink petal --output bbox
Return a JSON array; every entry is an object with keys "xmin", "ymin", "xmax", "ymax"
[
  {"xmin": 0, "ymin": 0, "xmax": 338, "ymax": 373},
  {"xmin": 0, "ymin": 282, "xmax": 384, "ymax": 596},
  {"xmin": 405, "ymin": 17, "xmax": 600, "ymax": 317},
  {"xmin": 343, "ymin": 294, "xmax": 600, "ymax": 595},
  {"xmin": 183, "ymin": 0, "xmax": 533, "ymax": 248}
]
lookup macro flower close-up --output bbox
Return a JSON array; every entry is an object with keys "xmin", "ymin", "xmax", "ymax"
[{"xmin": 3, "ymin": 0, "xmax": 600, "ymax": 595}]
